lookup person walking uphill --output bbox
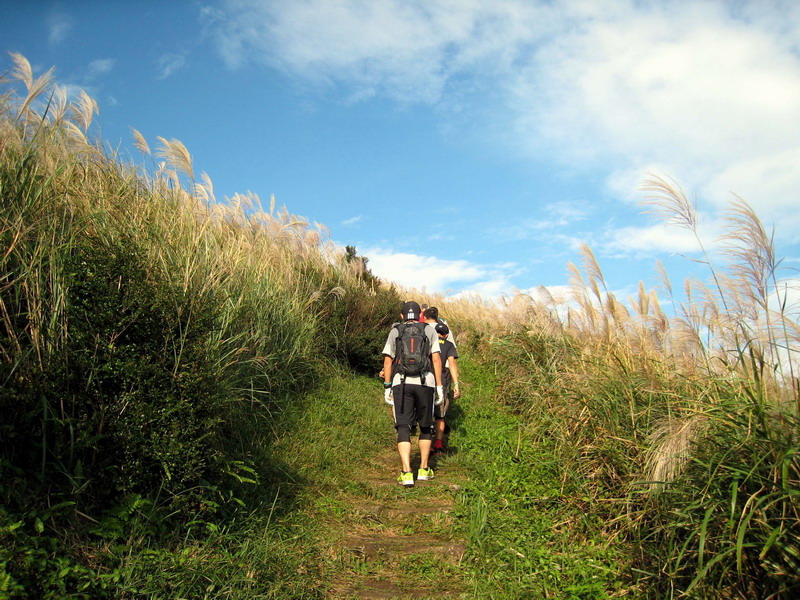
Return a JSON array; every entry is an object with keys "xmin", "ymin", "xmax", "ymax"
[
  {"xmin": 382, "ymin": 301, "xmax": 444, "ymax": 487},
  {"xmin": 432, "ymin": 322, "xmax": 460, "ymax": 456},
  {"xmin": 423, "ymin": 306, "xmax": 456, "ymax": 348}
]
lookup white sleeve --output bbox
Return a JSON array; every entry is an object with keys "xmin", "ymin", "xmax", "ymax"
[
  {"xmin": 382, "ymin": 328, "xmax": 397, "ymax": 357},
  {"xmin": 425, "ymin": 324, "xmax": 440, "ymax": 353}
]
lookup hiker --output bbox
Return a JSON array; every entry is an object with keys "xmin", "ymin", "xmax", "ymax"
[
  {"xmin": 432, "ymin": 322, "xmax": 460, "ymax": 456},
  {"xmin": 419, "ymin": 303, "xmax": 428, "ymax": 323},
  {"xmin": 423, "ymin": 306, "xmax": 457, "ymax": 348},
  {"xmin": 382, "ymin": 301, "xmax": 444, "ymax": 487}
]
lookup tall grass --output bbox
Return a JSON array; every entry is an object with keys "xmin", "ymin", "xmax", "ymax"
[
  {"xmin": 0, "ymin": 53, "xmax": 402, "ymax": 596},
  {"xmin": 3, "ymin": 51, "xmax": 798, "ymax": 598},
  {"xmin": 476, "ymin": 175, "xmax": 799, "ymax": 597}
]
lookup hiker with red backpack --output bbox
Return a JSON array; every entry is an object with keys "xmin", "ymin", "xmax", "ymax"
[{"xmin": 382, "ymin": 301, "xmax": 444, "ymax": 487}]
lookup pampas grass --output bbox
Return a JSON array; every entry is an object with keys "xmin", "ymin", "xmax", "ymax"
[
  {"xmin": 473, "ymin": 172, "xmax": 799, "ymax": 596},
  {"xmin": 156, "ymin": 136, "xmax": 194, "ymax": 180}
]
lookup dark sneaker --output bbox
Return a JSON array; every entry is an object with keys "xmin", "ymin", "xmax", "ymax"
[{"xmin": 431, "ymin": 441, "xmax": 444, "ymax": 456}]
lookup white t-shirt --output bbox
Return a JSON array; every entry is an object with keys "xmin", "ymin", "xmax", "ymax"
[
  {"xmin": 426, "ymin": 319, "xmax": 456, "ymax": 349},
  {"xmin": 382, "ymin": 321, "xmax": 440, "ymax": 386}
]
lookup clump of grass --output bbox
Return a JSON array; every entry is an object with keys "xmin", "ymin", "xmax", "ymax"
[
  {"xmin": 447, "ymin": 355, "xmax": 628, "ymax": 598},
  {"xmin": 0, "ymin": 53, "xmax": 406, "ymax": 596},
  {"xmin": 474, "ymin": 174, "xmax": 799, "ymax": 597}
]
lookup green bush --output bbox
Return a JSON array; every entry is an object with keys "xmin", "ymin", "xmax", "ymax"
[
  {"xmin": 318, "ymin": 282, "xmax": 402, "ymax": 374},
  {"xmin": 0, "ymin": 229, "xmax": 227, "ymax": 510}
]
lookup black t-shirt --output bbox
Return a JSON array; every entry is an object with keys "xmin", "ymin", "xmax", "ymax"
[{"xmin": 438, "ymin": 339, "xmax": 458, "ymax": 389}]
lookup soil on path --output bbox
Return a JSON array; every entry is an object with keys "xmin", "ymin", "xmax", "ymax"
[{"xmin": 325, "ymin": 439, "xmax": 468, "ymax": 600}]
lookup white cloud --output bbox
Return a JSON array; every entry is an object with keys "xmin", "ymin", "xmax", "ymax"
[
  {"xmin": 702, "ymin": 147, "xmax": 800, "ymax": 239},
  {"xmin": 212, "ymin": 0, "xmax": 800, "ymax": 240},
  {"xmin": 362, "ymin": 246, "xmax": 515, "ymax": 296},
  {"xmin": 341, "ymin": 215, "xmax": 364, "ymax": 226},
  {"xmin": 213, "ymin": 0, "xmax": 550, "ymax": 101},
  {"xmin": 47, "ymin": 11, "xmax": 73, "ymax": 45},
  {"xmin": 528, "ymin": 10, "xmax": 800, "ymax": 152},
  {"xmin": 157, "ymin": 53, "xmax": 187, "ymax": 79},
  {"xmin": 87, "ymin": 59, "xmax": 115, "ymax": 79},
  {"xmin": 510, "ymin": 3, "xmax": 800, "ymax": 236},
  {"xmin": 604, "ymin": 223, "xmax": 707, "ymax": 256},
  {"xmin": 493, "ymin": 201, "xmax": 590, "ymax": 240},
  {"xmin": 462, "ymin": 277, "xmax": 516, "ymax": 299}
]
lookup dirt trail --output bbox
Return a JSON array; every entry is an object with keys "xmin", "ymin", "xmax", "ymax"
[{"xmin": 327, "ymin": 440, "xmax": 468, "ymax": 599}]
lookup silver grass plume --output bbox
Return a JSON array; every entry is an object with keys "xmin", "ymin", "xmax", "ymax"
[
  {"xmin": 70, "ymin": 89, "xmax": 98, "ymax": 132},
  {"xmin": 61, "ymin": 120, "xmax": 87, "ymax": 146},
  {"xmin": 130, "ymin": 128, "xmax": 151, "ymax": 156},
  {"xmin": 533, "ymin": 285, "xmax": 556, "ymax": 308},
  {"xmin": 193, "ymin": 182, "xmax": 209, "ymax": 203},
  {"xmin": 720, "ymin": 197, "xmax": 776, "ymax": 311},
  {"xmin": 9, "ymin": 52, "xmax": 33, "ymax": 90},
  {"xmin": 655, "ymin": 260, "xmax": 673, "ymax": 300},
  {"xmin": 49, "ymin": 85, "xmax": 68, "ymax": 124},
  {"xmin": 200, "ymin": 172, "xmax": 215, "ymax": 203},
  {"xmin": 566, "ymin": 260, "xmax": 585, "ymax": 288},
  {"xmin": 10, "ymin": 52, "xmax": 55, "ymax": 121},
  {"xmin": 580, "ymin": 243, "xmax": 607, "ymax": 300},
  {"xmin": 641, "ymin": 174, "xmax": 697, "ymax": 231},
  {"xmin": 156, "ymin": 136, "xmax": 194, "ymax": 180},
  {"xmin": 313, "ymin": 221, "xmax": 330, "ymax": 238},
  {"xmin": 605, "ymin": 291, "xmax": 630, "ymax": 323},
  {"xmin": 630, "ymin": 281, "xmax": 650, "ymax": 318},
  {"xmin": 643, "ymin": 414, "xmax": 707, "ymax": 489}
]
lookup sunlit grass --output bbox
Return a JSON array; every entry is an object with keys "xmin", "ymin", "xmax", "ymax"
[{"xmin": 2, "ymin": 51, "xmax": 798, "ymax": 598}]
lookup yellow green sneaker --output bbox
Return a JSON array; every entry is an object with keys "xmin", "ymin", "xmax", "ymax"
[
  {"xmin": 417, "ymin": 467, "xmax": 434, "ymax": 481},
  {"xmin": 397, "ymin": 471, "xmax": 414, "ymax": 487}
]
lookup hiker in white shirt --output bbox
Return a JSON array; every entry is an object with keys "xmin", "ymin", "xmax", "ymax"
[{"xmin": 382, "ymin": 301, "xmax": 443, "ymax": 487}]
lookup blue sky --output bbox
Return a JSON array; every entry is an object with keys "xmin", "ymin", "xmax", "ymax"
[{"xmin": 2, "ymin": 0, "xmax": 799, "ymax": 306}]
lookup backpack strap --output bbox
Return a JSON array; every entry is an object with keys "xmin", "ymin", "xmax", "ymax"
[
  {"xmin": 394, "ymin": 323, "xmax": 407, "ymax": 412},
  {"xmin": 393, "ymin": 322, "xmax": 405, "ymax": 376}
]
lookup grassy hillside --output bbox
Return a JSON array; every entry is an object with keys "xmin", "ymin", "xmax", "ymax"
[
  {"xmin": 464, "ymin": 179, "xmax": 800, "ymax": 597},
  {"xmin": 0, "ymin": 54, "xmax": 404, "ymax": 597},
  {"xmin": 2, "ymin": 53, "xmax": 798, "ymax": 599}
]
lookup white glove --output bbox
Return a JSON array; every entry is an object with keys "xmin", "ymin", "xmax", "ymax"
[
  {"xmin": 434, "ymin": 386, "xmax": 444, "ymax": 406},
  {"xmin": 384, "ymin": 387, "xmax": 394, "ymax": 405}
]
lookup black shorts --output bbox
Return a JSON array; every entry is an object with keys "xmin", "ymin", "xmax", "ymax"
[{"xmin": 392, "ymin": 382, "xmax": 435, "ymax": 431}]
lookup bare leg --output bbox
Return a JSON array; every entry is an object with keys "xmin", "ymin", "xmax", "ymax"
[
  {"xmin": 435, "ymin": 419, "xmax": 445, "ymax": 441},
  {"xmin": 419, "ymin": 438, "xmax": 432, "ymax": 469},
  {"xmin": 398, "ymin": 441, "xmax": 412, "ymax": 472}
]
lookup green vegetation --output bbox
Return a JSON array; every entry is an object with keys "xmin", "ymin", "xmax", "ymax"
[
  {"xmin": 0, "ymin": 53, "xmax": 399, "ymax": 598},
  {"xmin": 448, "ymin": 354, "xmax": 627, "ymax": 599},
  {"xmin": 2, "ymin": 53, "xmax": 798, "ymax": 598}
]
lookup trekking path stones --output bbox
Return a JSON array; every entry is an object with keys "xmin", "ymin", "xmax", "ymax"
[{"xmin": 325, "ymin": 439, "xmax": 468, "ymax": 599}]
